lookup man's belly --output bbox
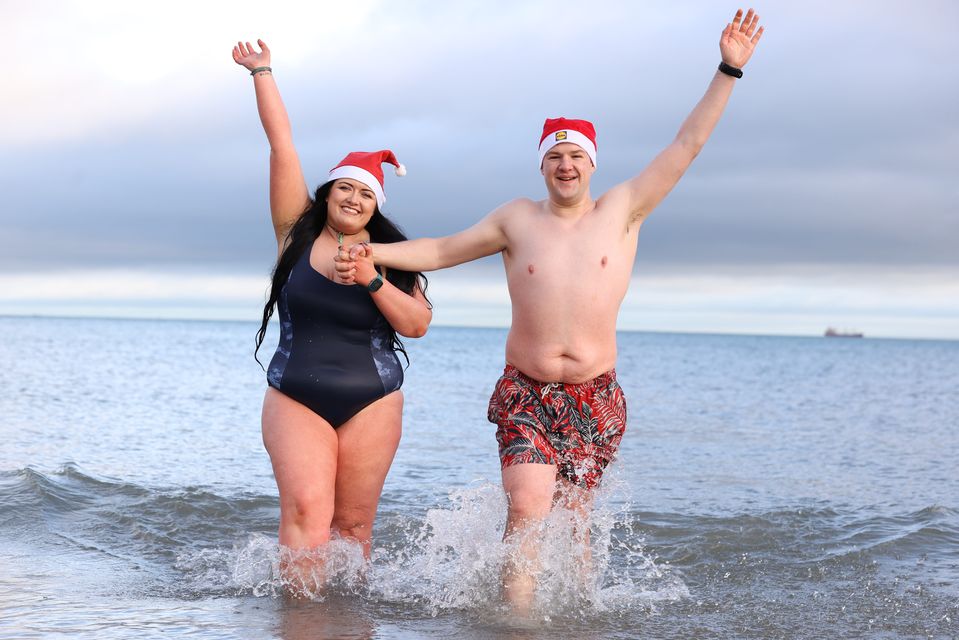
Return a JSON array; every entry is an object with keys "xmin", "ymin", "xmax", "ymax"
[
  {"xmin": 502, "ymin": 254, "xmax": 630, "ymax": 382},
  {"xmin": 503, "ymin": 316, "xmax": 618, "ymax": 383}
]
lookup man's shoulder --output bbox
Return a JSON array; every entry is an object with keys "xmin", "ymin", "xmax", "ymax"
[
  {"xmin": 486, "ymin": 197, "xmax": 542, "ymax": 223},
  {"xmin": 595, "ymin": 183, "xmax": 631, "ymax": 211},
  {"xmin": 496, "ymin": 196, "xmax": 541, "ymax": 213}
]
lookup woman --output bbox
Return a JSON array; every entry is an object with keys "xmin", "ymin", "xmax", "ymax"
[{"xmin": 233, "ymin": 39, "xmax": 432, "ymax": 596}]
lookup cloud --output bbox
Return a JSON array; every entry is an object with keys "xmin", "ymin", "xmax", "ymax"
[
  {"xmin": 1, "ymin": 1, "xmax": 957, "ymax": 336},
  {"xmin": 2, "ymin": 0, "xmax": 379, "ymax": 146}
]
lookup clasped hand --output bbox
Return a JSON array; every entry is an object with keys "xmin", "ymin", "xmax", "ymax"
[{"xmin": 333, "ymin": 243, "xmax": 376, "ymax": 286}]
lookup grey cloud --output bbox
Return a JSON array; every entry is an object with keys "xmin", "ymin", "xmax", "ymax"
[{"xmin": 2, "ymin": 1, "xmax": 957, "ymax": 275}]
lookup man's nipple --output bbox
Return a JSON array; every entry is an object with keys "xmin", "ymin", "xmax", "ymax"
[
  {"xmin": 528, "ymin": 264, "xmax": 535, "ymax": 275},
  {"xmin": 601, "ymin": 256, "xmax": 608, "ymax": 267}
]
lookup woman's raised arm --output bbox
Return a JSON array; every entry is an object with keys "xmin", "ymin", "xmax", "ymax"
[{"xmin": 233, "ymin": 39, "xmax": 310, "ymax": 247}]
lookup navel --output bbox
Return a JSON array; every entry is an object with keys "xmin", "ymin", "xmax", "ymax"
[
  {"xmin": 528, "ymin": 264, "xmax": 535, "ymax": 275},
  {"xmin": 601, "ymin": 256, "xmax": 608, "ymax": 268}
]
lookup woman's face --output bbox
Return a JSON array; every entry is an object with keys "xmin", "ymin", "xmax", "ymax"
[{"xmin": 325, "ymin": 178, "xmax": 377, "ymax": 234}]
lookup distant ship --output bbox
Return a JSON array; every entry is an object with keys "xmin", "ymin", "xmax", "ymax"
[{"xmin": 824, "ymin": 327, "xmax": 864, "ymax": 338}]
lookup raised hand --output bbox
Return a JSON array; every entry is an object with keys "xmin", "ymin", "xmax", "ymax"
[
  {"xmin": 232, "ymin": 39, "xmax": 271, "ymax": 72},
  {"xmin": 720, "ymin": 8, "xmax": 764, "ymax": 69}
]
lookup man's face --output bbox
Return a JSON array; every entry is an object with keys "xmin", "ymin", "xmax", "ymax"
[{"xmin": 540, "ymin": 142, "xmax": 595, "ymax": 202}]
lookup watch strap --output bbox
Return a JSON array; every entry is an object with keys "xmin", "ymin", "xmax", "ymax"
[
  {"xmin": 718, "ymin": 61, "xmax": 743, "ymax": 78},
  {"xmin": 367, "ymin": 273, "xmax": 384, "ymax": 292}
]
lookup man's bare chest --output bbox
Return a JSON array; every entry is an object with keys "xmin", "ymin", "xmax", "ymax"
[{"xmin": 505, "ymin": 220, "xmax": 637, "ymax": 289}]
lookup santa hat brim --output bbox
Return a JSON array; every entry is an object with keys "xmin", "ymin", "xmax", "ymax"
[
  {"xmin": 326, "ymin": 166, "xmax": 386, "ymax": 208},
  {"xmin": 538, "ymin": 130, "xmax": 597, "ymax": 168}
]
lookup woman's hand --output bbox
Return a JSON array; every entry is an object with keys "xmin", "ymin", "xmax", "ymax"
[
  {"xmin": 334, "ymin": 243, "xmax": 381, "ymax": 287},
  {"xmin": 334, "ymin": 245, "xmax": 356, "ymax": 284},
  {"xmin": 350, "ymin": 243, "xmax": 380, "ymax": 288},
  {"xmin": 338, "ymin": 242, "xmax": 430, "ymax": 335},
  {"xmin": 719, "ymin": 8, "xmax": 764, "ymax": 69},
  {"xmin": 232, "ymin": 39, "xmax": 271, "ymax": 72}
]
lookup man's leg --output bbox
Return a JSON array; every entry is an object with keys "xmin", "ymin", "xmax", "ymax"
[
  {"xmin": 501, "ymin": 462, "xmax": 557, "ymax": 614},
  {"xmin": 555, "ymin": 477, "xmax": 596, "ymax": 588}
]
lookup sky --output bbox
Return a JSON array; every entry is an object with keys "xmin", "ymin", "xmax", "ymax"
[{"xmin": 2, "ymin": 0, "xmax": 957, "ymax": 338}]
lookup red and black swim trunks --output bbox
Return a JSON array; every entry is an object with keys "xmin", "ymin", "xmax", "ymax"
[{"xmin": 487, "ymin": 364, "xmax": 627, "ymax": 490}]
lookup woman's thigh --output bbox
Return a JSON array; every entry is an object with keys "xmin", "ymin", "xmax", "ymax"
[
  {"xmin": 261, "ymin": 388, "xmax": 339, "ymax": 546},
  {"xmin": 331, "ymin": 391, "xmax": 404, "ymax": 541}
]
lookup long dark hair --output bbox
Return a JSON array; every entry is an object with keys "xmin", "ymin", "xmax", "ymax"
[{"xmin": 254, "ymin": 181, "xmax": 429, "ymax": 367}]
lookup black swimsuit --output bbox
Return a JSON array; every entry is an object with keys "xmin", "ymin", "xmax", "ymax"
[{"xmin": 267, "ymin": 243, "xmax": 403, "ymax": 427}]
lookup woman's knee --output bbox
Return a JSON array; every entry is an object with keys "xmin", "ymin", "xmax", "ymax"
[
  {"xmin": 280, "ymin": 489, "xmax": 334, "ymax": 532},
  {"xmin": 331, "ymin": 506, "xmax": 376, "ymax": 543}
]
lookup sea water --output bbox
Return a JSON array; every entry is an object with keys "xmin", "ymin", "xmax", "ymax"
[{"xmin": 0, "ymin": 316, "xmax": 957, "ymax": 638}]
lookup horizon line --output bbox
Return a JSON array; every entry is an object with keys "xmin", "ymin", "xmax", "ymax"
[{"xmin": 1, "ymin": 311, "xmax": 955, "ymax": 343}]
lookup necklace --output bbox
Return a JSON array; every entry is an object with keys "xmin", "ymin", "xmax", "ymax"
[
  {"xmin": 325, "ymin": 224, "xmax": 345, "ymax": 246},
  {"xmin": 326, "ymin": 224, "xmax": 370, "ymax": 247}
]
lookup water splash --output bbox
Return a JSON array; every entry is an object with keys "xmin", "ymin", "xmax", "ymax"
[
  {"xmin": 175, "ymin": 469, "xmax": 686, "ymax": 617},
  {"xmin": 176, "ymin": 533, "xmax": 368, "ymax": 600},
  {"xmin": 372, "ymin": 482, "xmax": 510, "ymax": 612},
  {"xmin": 371, "ymin": 471, "xmax": 688, "ymax": 619}
]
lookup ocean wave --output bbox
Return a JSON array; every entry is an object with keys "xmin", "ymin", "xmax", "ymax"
[
  {"xmin": 634, "ymin": 504, "xmax": 959, "ymax": 573},
  {"xmin": 0, "ymin": 464, "xmax": 277, "ymax": 571},
  {"xmin": 3, "ymin": 464, "xmax": 957, "ymax": 628},
  {"xmin": 2, "ymin": 464, "xmax": 685, "ymax": 616}
]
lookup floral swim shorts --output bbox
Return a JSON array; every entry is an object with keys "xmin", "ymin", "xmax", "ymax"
[{"xmin": 487, "ymin": 364, "xmax": 627, "ymax": 490}]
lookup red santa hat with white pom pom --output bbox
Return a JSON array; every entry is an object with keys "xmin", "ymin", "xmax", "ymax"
[{"xmin": 327, "ymin": 149, "xmax": 406, "ymax": 208}]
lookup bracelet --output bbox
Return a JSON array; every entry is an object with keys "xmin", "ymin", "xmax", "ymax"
[
  {"xmin": 718, "ymin": 61, "xmax": 743, "ymax": 78},
  {"xmin": 250, "ymin": 66, "xmax": 272, "ymax": 76}
]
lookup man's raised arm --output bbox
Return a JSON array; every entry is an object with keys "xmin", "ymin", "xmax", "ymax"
[
  {"xmin": 610, "ymin": 8, "xmax": 764, "ymax": 225},
  {"xmin": 336, "ymin": 202, "xmax": 514, "ymax": 276}
]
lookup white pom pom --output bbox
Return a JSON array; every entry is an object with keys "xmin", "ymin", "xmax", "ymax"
[{"xmin": 394, "ymin": 164, "xmax": 406, "ymax": 177}]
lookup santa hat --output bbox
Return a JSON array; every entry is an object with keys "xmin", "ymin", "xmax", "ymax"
[
  {"xmin": 538, "ymin": 117, "xmax": 597, "ymax": 168},
  {"xmin": 327, "ymin": 150, "xmax": 406, "ymax": 208}
]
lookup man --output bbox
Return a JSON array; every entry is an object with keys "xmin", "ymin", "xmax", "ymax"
[{"xmin": 337, "ymin": 8, "xmax": 764, "ymax": 610}]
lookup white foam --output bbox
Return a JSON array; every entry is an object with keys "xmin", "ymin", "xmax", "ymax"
[
  {"xmin": 177, "ymin": 466, "xmax": 688, "ymax": 616},
  {"xmin": 176, "ymin": 532, "xmax": 368, "ymax": 600},
  {"xmin": 371, "ymin": 468, "xmax": 689, "ymax": 618}
]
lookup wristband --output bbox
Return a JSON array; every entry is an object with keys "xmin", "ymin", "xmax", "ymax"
[
  {"xmin": 250, "ymin": 66, "xmax": 272, "ymax": 76},
  {"xmin": 718, "ymin": 61, "xmax": 743, "ymax": 78}
]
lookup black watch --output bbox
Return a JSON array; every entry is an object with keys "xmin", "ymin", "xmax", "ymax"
[
  {"xmin": 718, "ymin": 61, "xmax": 743, "ymax": 78},
  {"xmin": 367, "ymin": 274, "xmax": 384, "ymax": 292}
]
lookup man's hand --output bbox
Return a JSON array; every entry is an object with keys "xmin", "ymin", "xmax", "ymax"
[{"xmin": 720, "ymin": 8, "xmax": 764, "ymax": 69}]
